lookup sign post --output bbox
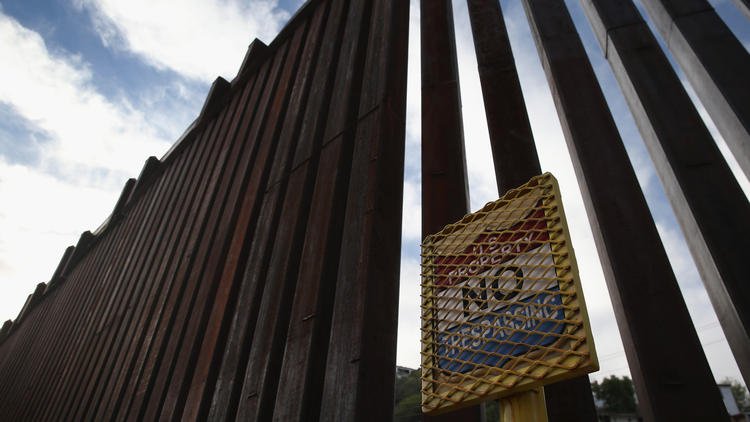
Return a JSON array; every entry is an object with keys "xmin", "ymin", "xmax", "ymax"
[
  {"xmin": 500, "ymin": 387, "xmax": 546, "ymax": 422},
  {"xmin": 421, "ymin": 173, "xmax": 598, "ymax": 417}
]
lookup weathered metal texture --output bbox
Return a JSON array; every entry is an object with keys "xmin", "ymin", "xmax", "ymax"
[
  {"xmin": 207, "ymin": 5, "xmax": 330, "ymax": 420},
  {"xmin": 464, "ymin": 1, "xmax": 595, "ymax": 420},
  {"xmin": 582, "ymin": 0, "xmax": 750, "ymax": 394},
  {"xmin": 421, "ymin": 0, "xmax": 470, "ymax": 238},
  {"xmin": 636, "ymin": 0, "xmax": 750, "ymax": 387},
  {"xmin": 466, "ymin": 0, "xmax": 541, "ymax": 194},
  {"xmin": 421, "ymin": 0, "xmax": 478, "ymax": 421},
  {"xmin": 520, "ymin": 1, "xmax": 729, "ymax": 421},
  {"xmin": 318, "ymin": 1, "xmax": 409, "ymax": 419},
  {"xmin": 20, "ymin": 188, "xmax": 151, "ymax": 420},
  {"xmin": 0, "ymin": 0, "xmax": 409, "ymax": 420},
  {"xmin": 543, "ymin": 377, "xmax": 598, "ymax": 422},
  {"xmin": 638, "ymin": 0, "xmax": 750, "ymax": 179}
]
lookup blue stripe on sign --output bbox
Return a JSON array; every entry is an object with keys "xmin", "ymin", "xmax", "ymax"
[{"xmin": 437, "ymin": 288, "xmax": 565, "ymax": 373}]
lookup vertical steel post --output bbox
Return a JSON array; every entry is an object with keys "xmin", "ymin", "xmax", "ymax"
[
  {"xmin": 317, "ymin": 0, "xmax": 410, "ymax": 420},
  {"xmin": 0, "ymin": 1, "xmax": 413, "ymax": 420},
  {"xmin": 543, "ymin": 377, "xmax": 598, "ymax": 422},
  {"xmin": 466, "ymin": 0, "xmax": 540, "ymax": 193},
  {"xmin": 421, "ymin": 0, "xmax": 478, "ymax": 421},
  {"xmin": 639, "ymin": 0, "xmax": 750, "ymax": 179},
  {"xmin": 465, "ymin": 1, "xmax": 595, "ymax": 420},
  {"xmin": 421, "ymin": 0, "xmax": 471, "ymax": 236},
  {"xmin": 520, "ymin": 1, "xmax": 728, "ymax": 421},
  {"xmin": 581, "ymin": 0, "xmax": 750, "ymax": 391}
]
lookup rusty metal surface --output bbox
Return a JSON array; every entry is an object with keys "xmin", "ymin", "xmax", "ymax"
[
  {"xmin": 522, "ymin": 1, "xmax": 729, "ymax": 421},
  {"xmin": 421, "ymin": 1, "xmax": 477, "ymax": 421},
  {"xmin": 636, "ymin": 0, "xmax": 750, "ymax": 387},
  {"xmin": 639, "ymin": 0, "xmax": 750, "ymax": 179},
  {"xmin": 318, "ymin": 0, "xmax": 409, "ymax": 419},
  {"xmin": 466, "ymin": 0, "xmax": 541, "ymax": 195},
  {"xmin": 580, "ymin": 0, "xmax": 743, "ymax": 414},
  {"xmin": 4, "ymin": 0, "xmax": 744, "ymax": 420},
  {"xmin": 421, "ymin": 0, "xmax": 470, "ymax": 238},
  {"xmin": 0, "ymin": 1, "xmax": 409, "ymax": 420},
  {"xmin": 464, "ymin": 2, "xmax": 596, "ymax": 420}
]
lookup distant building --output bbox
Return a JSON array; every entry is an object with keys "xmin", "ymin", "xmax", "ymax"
[{"xmin": 595, "ymin": 384, "xmax": 748, "ymax": 422}]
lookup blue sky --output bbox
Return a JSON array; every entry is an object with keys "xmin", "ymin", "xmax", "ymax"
[{"xmin": 0, "ymin": 0, "xmax": 747, "ymax": 388}]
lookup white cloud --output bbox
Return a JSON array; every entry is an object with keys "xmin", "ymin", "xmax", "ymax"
[
  {"xmin": 401, "ymin": 0, "xmax": 423, "ymax": 247},
  {"xmin": 0, "ymin": 11, "xmax": 172, "ymax": 184},
  {"xmin": 401, "ymin": 179, "xmax": 422, "ymax": 243},
  {"xmin": 396, "ymin": 0, "xmax": 423, "ymax": 370},
  {"xmin": 0, "ymin": 158, "xmax": 118, "ymax": 321},
  {"xmin": 0, "ymin": 0, "xmax": 283, "ymax": 334},
  {"xmin": 0, "ymin": 11, "xmax": 179, "ymax": 320},
  {"xmin": 75, "ymin": 0, "xmax": 290, "ymax": 82},
  {"xmin": 396, "ymin": 255, "xmax": 422, "ymax": 368},
  {"xmin": 451, "ymin": 2, "xmax": 498, "ymax": 212}
]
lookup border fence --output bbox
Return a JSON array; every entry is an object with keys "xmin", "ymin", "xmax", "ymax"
[
  {"xmin": 0, "ymin": 0, "xmax": 408, "ymax": 420},
  {"xmin": 0, "ymin": 0, "xmax": 747, "ymax": 421}
]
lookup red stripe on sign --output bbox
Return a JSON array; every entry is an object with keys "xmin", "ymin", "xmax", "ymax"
[{"xmin": 433, "ymin": 207, "xmax": 549, "ymax": 287}]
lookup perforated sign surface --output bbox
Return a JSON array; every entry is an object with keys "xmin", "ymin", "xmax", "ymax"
[{"xmin": 420, "ymin": 173, "xmax": 598, "ymax": 414}]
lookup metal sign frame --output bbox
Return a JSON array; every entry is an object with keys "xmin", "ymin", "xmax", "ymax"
[{"xmin": 421, "ymin": 173, "xmax": 598, "ymax": 415}]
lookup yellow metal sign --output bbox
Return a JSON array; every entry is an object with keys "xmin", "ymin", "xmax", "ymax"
[{"xmin": 420, "ymin": 173, "xmax": 598, "ymax": 414}]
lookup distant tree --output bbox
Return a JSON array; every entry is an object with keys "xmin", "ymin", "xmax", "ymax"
[
  {"xmin": 591, "ymin": 376, "xmax": 637, "ymax": 413},
  {"xmin": 394, "ymin": 369, "xmax": 422, "ymax": 421},
  {"xmin": 394, "ymin": 393, "xmax": 422, "ymax": 422},
  {"xmin": 722, "ymin": 378, "xmax": 750, "ymax": 412},
  {"xmin": 395, "ymin": 369, "xmax": 421, "ymax": 403},
  {"xmin": 392, "ymin": 368, "xmax": 500, "ymax": 420},
  {"xmin": 485, "ymin": 400, "xmax": 499, "ymax": 421}
]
